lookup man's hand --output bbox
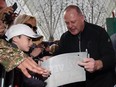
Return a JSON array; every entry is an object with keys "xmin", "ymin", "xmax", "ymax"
[
  {"xmin": 17, "ymin": 57, "xmax": 50, "ymax": 78},
  {"xmin": 78, "ymin": 58, "xmax": 103, "ymax": 73},
  {"xmin": 0, "ymin": 6, "xmax": 13, "ymax": 20}
]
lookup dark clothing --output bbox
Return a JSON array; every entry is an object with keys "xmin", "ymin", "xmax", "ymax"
[
  {"xmin": 110, "ymin": 34, "xmax": 116, "ymax": 72},
  {"xmin": 54, "ymin": 22, "xmax": 116, "ymax": 87},
  {"xmin": 22, "ymin": 56, "xmax": 46, "ymax": 86},
  {"xmin": 23, "ymin": 75, "xmax": 46, "ymax": 87},
  {"xmin": 9, "ymin": 43, "xmax": 46, "ymax": 87},
  {"xmin": 111, "ymin": 34, "xmax": 116, "ymax": 54}
]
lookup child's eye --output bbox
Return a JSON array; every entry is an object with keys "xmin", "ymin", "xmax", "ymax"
[{"xmin": 28, "ymin": 38, "xmax": 31, "ymax": 41}]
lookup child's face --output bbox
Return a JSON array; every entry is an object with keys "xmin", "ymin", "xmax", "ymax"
[{"xmin": 14, "ymin": 35, "xmax": 33, "ymax": 52}]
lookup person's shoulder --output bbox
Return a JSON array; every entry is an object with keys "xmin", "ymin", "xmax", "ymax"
[
  {"xmin": 85, "ymin": 22, "xmax": 104, "ymax": 30},
  {"xmin": 0, "ymin": 39, "xmax": 26, "ymax": 71},
  {"xmin": 0, "ymin": 39, "xmax": 25, "ymax": 56},
  {"xmin": 111, "ymin": 33, "xmax": 116, "ymax": 38},
  {"xmin": 0, "ymin": 39, "xmax": 9, "ymax": 47},
  {"xmin": 84, "ymin": 22, "xmax": 109, "ymax": 39},
  {"xmin": 85, "ymin": 22, "xmax": 106, "ymax": 34},
  {"xmin": 110, "ymin": 33, "xmax": 116, "ymax": 41},
  {"xmin": 61, "ymin": 31, "xmax": 71, "ymax": 38}
]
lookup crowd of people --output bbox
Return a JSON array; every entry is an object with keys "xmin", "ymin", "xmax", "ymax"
[
  {"xmin": 0, "ymin": 0, "xmax": 51, "ymax": 87},
  {"xmin": 0, "ymin": 0, "xmax": 116, "ymax": 87}
]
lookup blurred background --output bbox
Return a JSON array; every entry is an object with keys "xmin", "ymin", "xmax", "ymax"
[{"xmin": 6, "ymin": 0, "xmax": 116, "ymax": 41}]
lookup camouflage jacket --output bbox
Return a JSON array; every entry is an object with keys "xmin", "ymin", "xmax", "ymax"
[{"xmin": 0, "ymin": 39, "xmax": 27, "ymax": 72}]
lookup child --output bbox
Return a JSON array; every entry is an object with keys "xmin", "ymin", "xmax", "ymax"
[{"xmin": 5, "ymin": 24, "xmax": 47, "ymax": 87}]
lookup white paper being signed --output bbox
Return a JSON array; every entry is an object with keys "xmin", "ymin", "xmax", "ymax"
[{"xmin": 41, "ymin": 52, "xmax": 87, "ymax": 87}]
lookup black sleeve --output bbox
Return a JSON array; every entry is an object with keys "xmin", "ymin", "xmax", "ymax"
[
  {"xmin": 53, "ymin": 33, "xmax": 66, "ymax": 55},
  {"xmin": 99, "ymin": 29, "xmax": 116, "ymax": 71}
]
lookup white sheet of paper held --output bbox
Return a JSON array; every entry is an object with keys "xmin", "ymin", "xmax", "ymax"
[{"xmin": 41, "ymin": 52, "xmax": 87, "ymax": 87}]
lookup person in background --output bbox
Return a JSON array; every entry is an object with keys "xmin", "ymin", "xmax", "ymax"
[
  {"xmin": 14, "ymin": 14, "xmax": 37, "ymax": 33},
  {"xmin": 110, "ymin": 33, "xmax": 116, "ymax": 72},
  {"xmin": 54, "ymin": 5, "xmax": 116, "ymax": 87},
  {"xmin": 110, "ymin": 34, "xmax": 116, "ymax": 54}
]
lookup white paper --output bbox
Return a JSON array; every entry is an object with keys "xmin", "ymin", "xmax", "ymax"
[{"xmin": 41, "ymin": 52, "xmax": 87, "ymax": 87}]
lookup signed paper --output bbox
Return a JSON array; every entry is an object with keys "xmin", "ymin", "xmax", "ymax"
[{"xmin": 41, "ymin": 52, "xmax": 87, "ymax": 87}]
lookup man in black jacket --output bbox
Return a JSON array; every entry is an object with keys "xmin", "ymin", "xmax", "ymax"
[{"xmin": 54, "ymin": 5, "xmax": 116, "ymax": 87}]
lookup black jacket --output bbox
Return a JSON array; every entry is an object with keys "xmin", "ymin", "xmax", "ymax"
[{"xmin": 55, "ymin": 22, "xmax": 116, "ymax": 87}]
